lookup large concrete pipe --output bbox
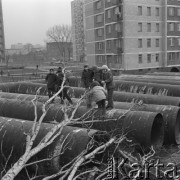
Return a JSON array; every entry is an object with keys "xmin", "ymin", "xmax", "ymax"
[
  {"xmin": 147, "ymin": 72, "xmax": 180, "ymax": 76},
  {"xmin": 0, "ymin": 98, "xmax": 164, "ymax": 148},
  {"xmin": 0, "ymin": 82, "xmax": 47, "ymax": 95},
  {"xmin": 0, "ymin": 117, "xmax": 100, "ymax": 176},
  {"xmin": 113, "ymin": 80, "xmax": 180, "ymax": 97},
  {"xmin": 1, "ymin": 83, "xmax": 180, "ymax": 107},
  {"xmin": 71, "ymin": 87, "xmax": 180, "ymax": 106},
  {"xmin": 118, "ymin": 77, "xmax": 180, "ymax": 86},
  {"xmin": 113, "ymin": 102, "xmax": 180, "ymax": 144}
]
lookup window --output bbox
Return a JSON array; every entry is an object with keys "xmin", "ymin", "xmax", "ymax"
[
  {"xmin": 97, "ymin": 55, "xmax": 103, "ymax": 63},
  {"xmin": 168, "ymin": 52, "xmax": 175, "ymax": 61},
  {"xmin": 177, "ymin": 23, "xmax": 180, "ymax": 31},
  {"xmin": 147, "ymin": 39, "xmax": 151, "ymax": 47},
  {"xmin": 169, "ymin": 7, "xmax": 175, "ymax": 16},
  {"xmin": 107, "ymin": 25, "xmax": 111, "ymax": 34},
  {"xmin": 115, "ymin": 23, "xmax": 121, "ymax": 32},
  {"xmin": 156, "ymin": 39, "xmax": 160, "ymax": 47},
  {"xmin": 177, "ymin": 52, "xmax": 180, "ymax": 61},
  {"xmin": 114, "ymin": 55, "xmax": 121, "ymax": 64},
  {"xmin": 115, "ymin": 39, "xmax": 121, "ymax": 48},
  {"xmin": 177, "ymin": 8, "xmax": 180, "ymax": 16},
  {"xmin": 97, "ymin": 28, "xmax": 103, "ymax": 36},
  {"xmin": 170, "ymin": 38, "xmax": 174, "ymax": 46},
  {"xmin": 178, "ymin": 38, "xmax": 180, "ymax": 46},
  {"xmin": 96, "ymin": 14, "xmax": 103, "ymax": 23},
  {"xmin": 114, "ymin": 6, "xmax": 122, "ymax": 18},
  {"xmin": 138, "ymin": 23, "xmax": 142, "ymax": 32},
  {"xmin": 138, "ymin": 54, "xmax": 142, "ymax": 64},
  {"xmin": 147, "ymin": 54, "xmax": 151, "ymax": 63},
  {"xmin": 138, "ymin": 39, "xmax": 142, "ymax": 48},
  {"xmin": 107, "ymin": 40, "xmax": 111, "ymax": 49},
  {"xmin": 155, "ymin": 7, "xmax": 160, "ymax": 16},
  {"xmin": 107, "ymin": 0, "xmax": 111, "ymax": 2},
  {"xmin": 156, "ymin": 23, "xmax": 160, "ymax": 32},
  {"xmin": 156, "ymin": 54, "xmax": 159, "ymax": 62},
  {"xmin": 98, "ymin": 42, "xmax": 103, "ymax": 50},
  {"xmin": 107, "ymin": 9, "xmax": 111, "ymax": 18},
  {"xmin": 147, "ymin": 23, "xmax": 151, "ymax": 32},
  {"xmin": 96, "ymin": 1, "xmax": 102, "ymax": 10},
  {"xmin": 169, "ymin": 23, "xmax": 175, "ymax": 31},
  {"xmin": 147, "ymin": 7, "xmax": 151, "ymax": 16},
  {"xmin": 138, "ymin": 6, "xmax": 142, "ymax": 16}
]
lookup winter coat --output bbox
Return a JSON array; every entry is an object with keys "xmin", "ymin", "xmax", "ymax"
[
  {"xmin": 88, "ymin": 86, "xmax": 107, "ymax": 103},
  {"xmin": 56, "ymin": 71, "xmax": 69, "ymax": 87},
  {"xmin": 101, "ymin": 70, "xmax": 114, "ymax": 89},
  {"xmin": 81, "ymin": 69, "xmax": 94, "ymax": 88},
  {"xmin": 45, "ymin": 73, "xmax": 58, "ymax": 89}
]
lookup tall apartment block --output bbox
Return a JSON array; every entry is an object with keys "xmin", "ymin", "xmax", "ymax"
[
  {"xmin": 84, "ymin": 0, "xmax": 180, "ymax": 72},
  {"xmin": 0, "ymin": 0, "xmax": 5, "ymax": 64},
  {"xmin": 71, "ymin": 0, "xmax": 85, "ymax": 62}
]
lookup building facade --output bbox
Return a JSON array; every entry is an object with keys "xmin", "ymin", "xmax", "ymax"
[
  {"xmin": 0, "ymin": 0, "xmax": 5, "ymax": 64},
  {"xmin": 71, "ymin": 0, "xmax": 86, "ymax": 62},
  {"xmin": 84, "ymin": 0, "xmax": 180, "ymax": 71}
]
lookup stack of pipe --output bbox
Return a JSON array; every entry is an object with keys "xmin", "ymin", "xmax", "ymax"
[
  {"xmin": 0, "ymin": 98, "xmax": 164, "ymax": 148},
  {"xmin": 0, "ymin": 92, "xmax": 179, "ymax": 144},
  {"xmin": 1, "ymin": 82, "xmax": 180, "ymax": 106}
]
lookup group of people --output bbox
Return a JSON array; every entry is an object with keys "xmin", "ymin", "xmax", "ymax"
[
  {"xmin": 45, "ymin": 64, "xmax": 114, "ymax": 115},
  {"xmin": 81, "ymin": 64, "xmax": 114, "ymax": 114},
  {"xmin": 45, "ymin": 67, "xmax": 73, "ymax": 104}
]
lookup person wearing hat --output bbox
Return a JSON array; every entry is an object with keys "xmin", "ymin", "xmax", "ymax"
[
  {"xmin": 100, "ymin": 65, "xmax": 114, "ymax": 110},
  {"xmin": 87, "ymin": 81, "xmax": 107, "ymax": 115},
  {"xmin": 81, "ymin": 64, "xmax": 94, "ymax": 89},
  {"xmin": 45, "ymin": 68, "xmax": 58, "ymax": 102},
  {"xmin": 56, "ymin": 67, "xmax": 73, "ymax": 105}
]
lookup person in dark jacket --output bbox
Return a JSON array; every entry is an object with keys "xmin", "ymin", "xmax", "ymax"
[
  {"xmin": 45, "ymin": 69, "xmax": 58, "ymax": 102},
  {"xmin": 56, "ymin": 67, "xmax": 73, "ymax": 105},
  {"xmin": 81, "ymin": 64, "xmax": 94, "ymax": 89},
  {"xmin": 100, "ymin": 65, "xmax": 114, "ymax": 110},
  {"xmin": 91, "ymin": 66, "xmax": 103, "ymax": 86}
]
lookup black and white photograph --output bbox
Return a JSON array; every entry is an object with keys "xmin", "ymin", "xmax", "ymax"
[{"xmin": 0, "ymin": 0, "xmax": 180, "ymax": 179}]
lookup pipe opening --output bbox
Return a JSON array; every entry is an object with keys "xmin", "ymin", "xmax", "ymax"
[
  {"xmin": 151, "ymin": 114, "xmax": 164, "ymax": 149},
  {"xmin": 175, "ymin": 109, "xmax": 180, "ymax": 144}
]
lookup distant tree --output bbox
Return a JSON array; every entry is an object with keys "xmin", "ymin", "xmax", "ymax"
[{"xmin": 46, "ymin": 25, "xmax": 72, "ymax": 63}]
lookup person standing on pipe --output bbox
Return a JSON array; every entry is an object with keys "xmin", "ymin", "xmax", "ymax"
[
  {"xmin": 86, "ymin": 81, "xmax": 107, "ymax": 115},
  {"xmin": 56, "ymin": 67, "xmax": 73, "ymax": 105},
  {"xmin": 81, "ymin": 64, "xmax": 94, "ymax": 90},
  {"xmin": 45, "ymin": 68, "xmax": 58, "ymax": 103},
  {"xmin": 100, "ymin": 65, "xmax": 114, "ymax": 110}
]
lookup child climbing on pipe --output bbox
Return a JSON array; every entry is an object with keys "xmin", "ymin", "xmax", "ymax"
[{"xmin": 86, "ymin": 81, "xmax": 107, "ymax": 115}]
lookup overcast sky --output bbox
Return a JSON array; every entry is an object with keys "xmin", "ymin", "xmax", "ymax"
[{"xmin": 2, "ymin": 0, "xmax": 72, "ymax": 48}]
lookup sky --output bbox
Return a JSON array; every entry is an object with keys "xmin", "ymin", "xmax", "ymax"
[{"xmin": 2, "ymin": 0, "xmax": 72, "ymax": 48}]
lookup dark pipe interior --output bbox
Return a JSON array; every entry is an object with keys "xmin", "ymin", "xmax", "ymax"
[
  {"xmin": 151, "ymin": 114, "xmax": 164, "ymax": 148},
  {"xmin": 171, "ymin": 67, "xmax": 179, "ymax": 72}
]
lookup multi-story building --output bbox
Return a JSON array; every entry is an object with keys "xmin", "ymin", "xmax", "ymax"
[
  {"xmin": 84, "ymin": 0, "xmax": 180, "ymax": 72},
  {"xmin": 0, "ymin": 0, "xmax": 5, "ymax": 64},
  {"xmin": 71, "ymin": 0, "xmax": 85, "ymax": 62}
]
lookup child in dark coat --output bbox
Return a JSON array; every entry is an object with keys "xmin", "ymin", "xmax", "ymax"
[{"xmin": 87, "ymin": 81, "xmax": 107, "ymax": 115}]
